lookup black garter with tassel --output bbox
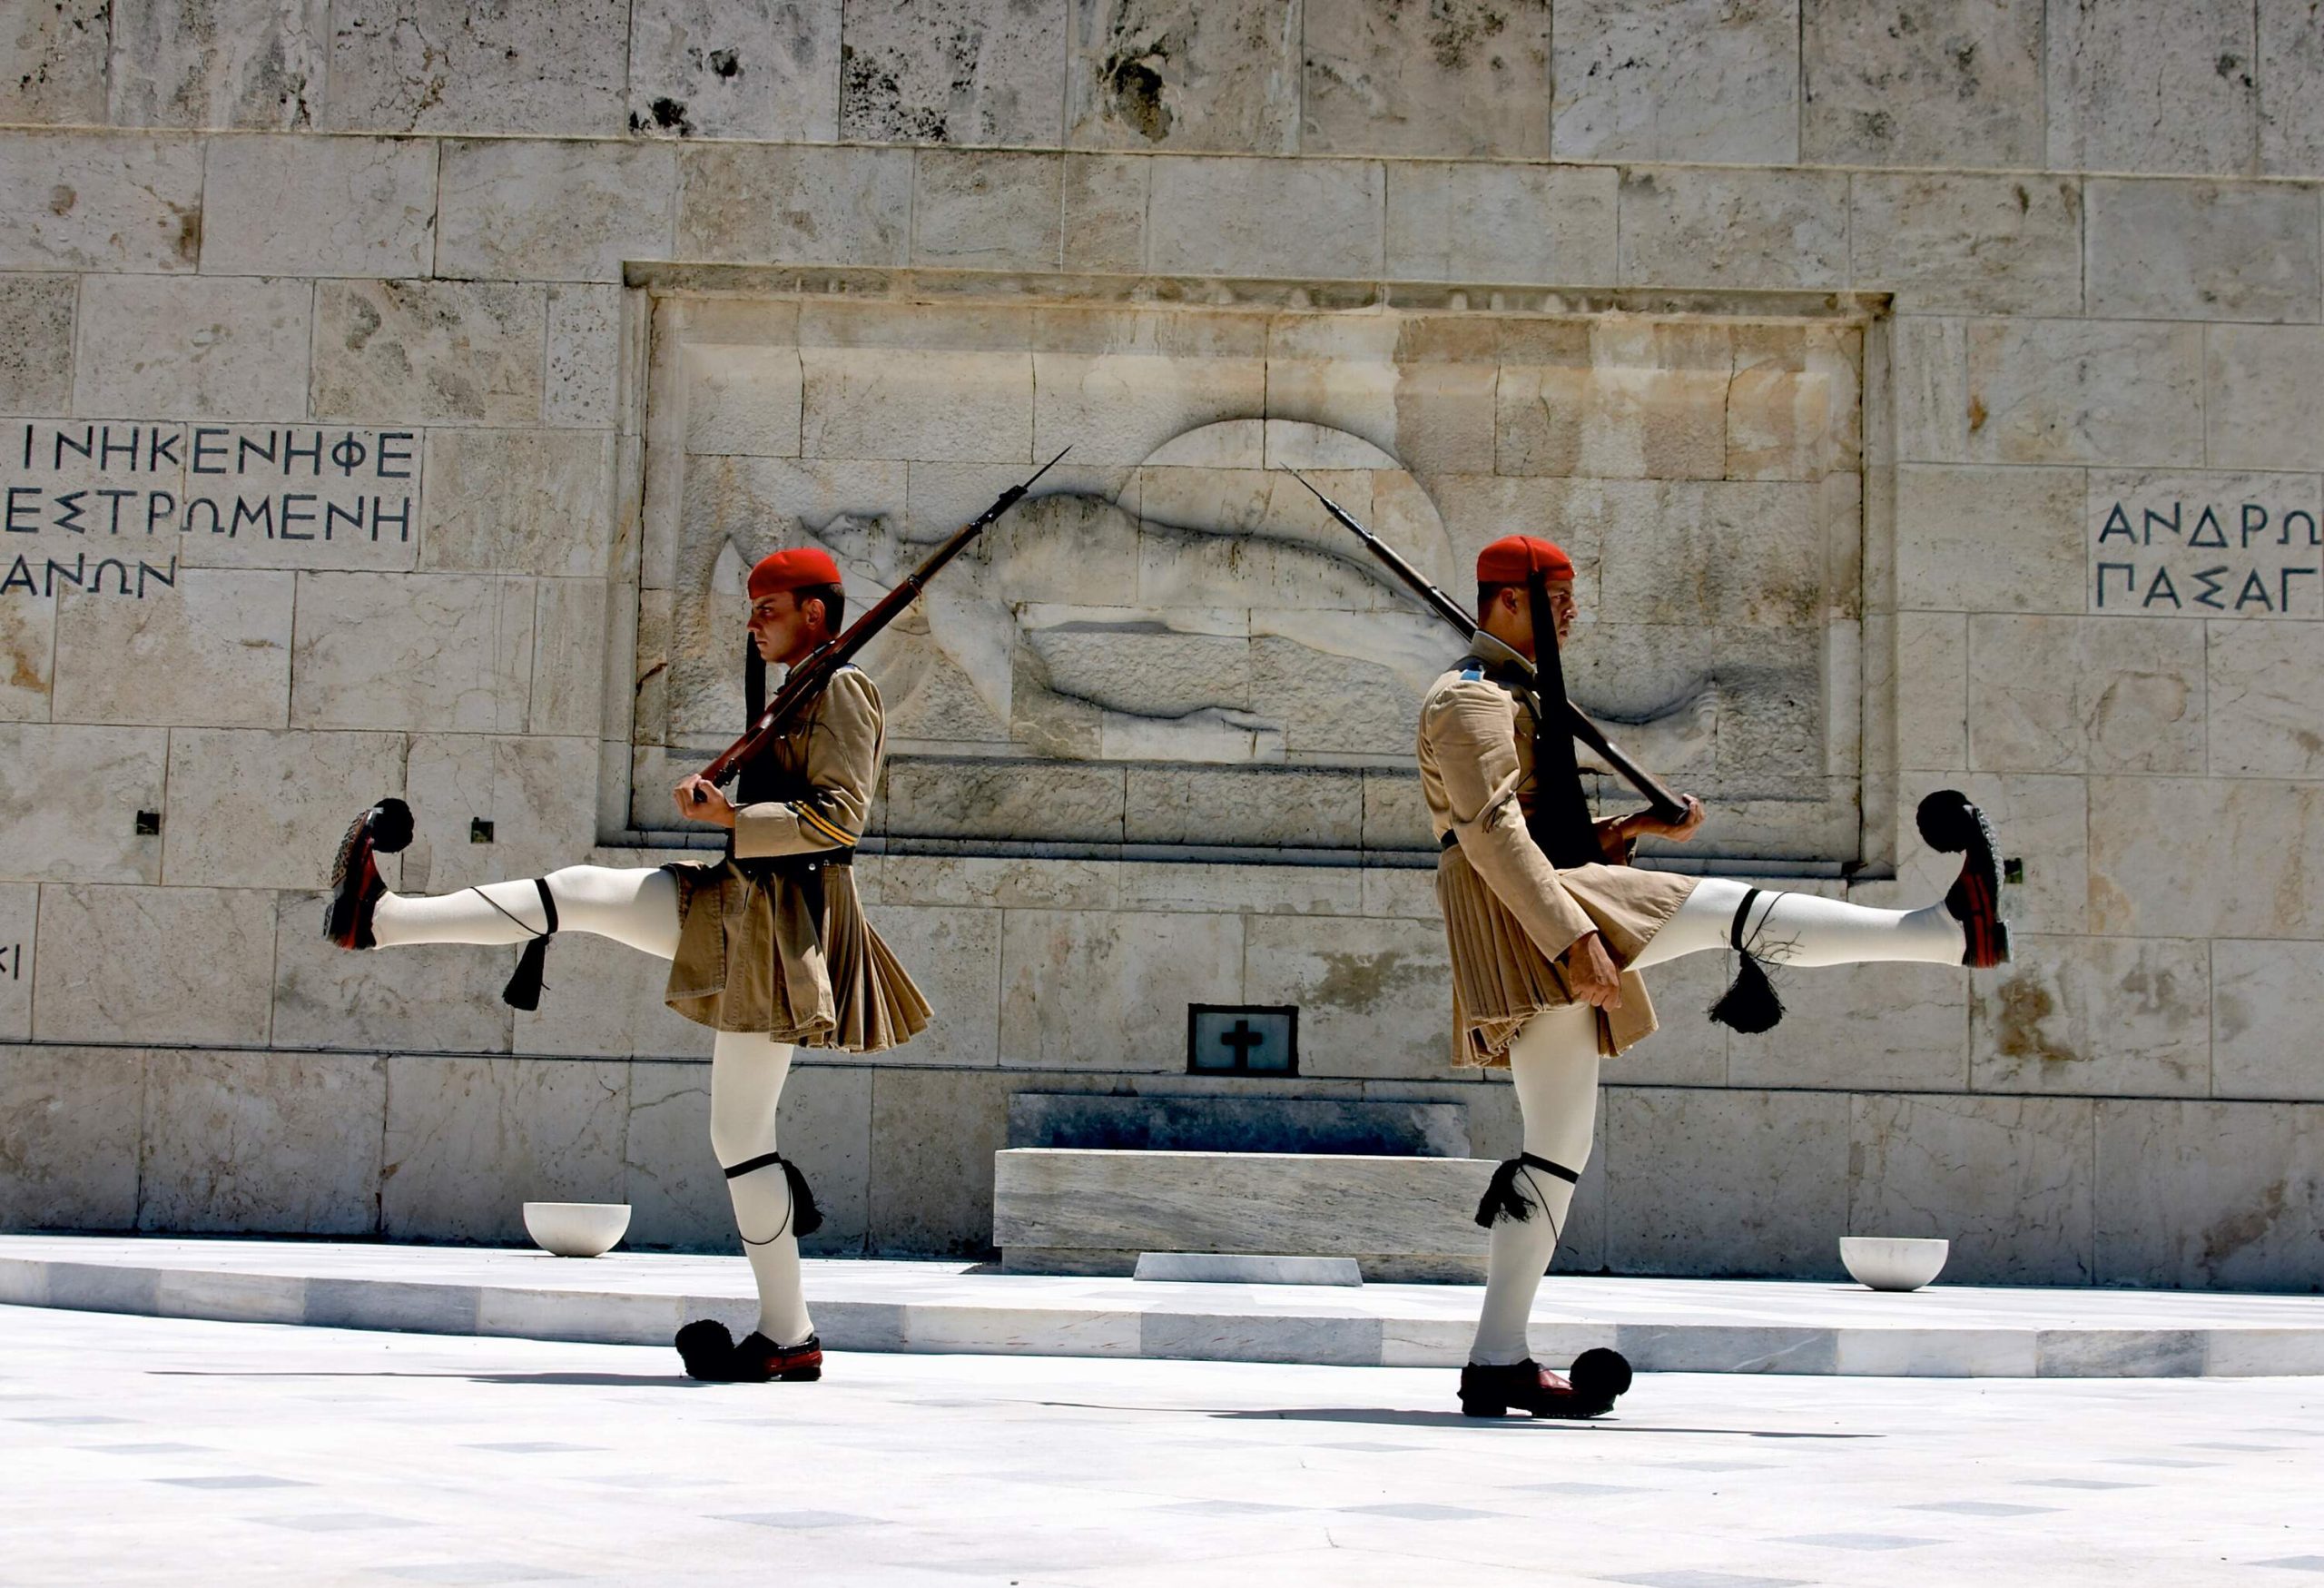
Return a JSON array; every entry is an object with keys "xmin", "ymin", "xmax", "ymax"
[
  {"xmin": 499, "ymin": 878, "xmax": 558, "ymax": 1011},
  {"xmin": 1709, "ymin": 885, "xmax": 1785, "ymax": 1034},
  {"xmin": 1475, "ymin": 1151, "xmax": 1581, "ymax": 1229},
  {"xmin": 724, "ymin": 1150, "xmax": 824, "ymax": 1238}
]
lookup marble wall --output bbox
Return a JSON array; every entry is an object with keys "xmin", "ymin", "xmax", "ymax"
[{"xmin": 5, "ymin": 0, "xmax": 2323, "ymax": 1291}]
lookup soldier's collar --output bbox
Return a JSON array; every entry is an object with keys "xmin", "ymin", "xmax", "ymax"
[{"xmin": 1465, "ymin": 629, "xmax": 1536, "ymax": 682}]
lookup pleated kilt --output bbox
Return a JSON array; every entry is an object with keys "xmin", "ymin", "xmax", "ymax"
[
  {"xmin": 662, "ymin": 854, "xmax": 931, "ymax": 1051},
  {"xmin": 1437, "ymin": 846, "xmax": 1697, "ymax": 1067}
]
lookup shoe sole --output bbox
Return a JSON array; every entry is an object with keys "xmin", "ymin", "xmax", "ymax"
[
  {"xmin": 323, "ymin": 809, "xmax": 379, "ymax": 950},
  {"xmin": 1920, "ymin": 789, "xmax": 2011, "ymax": 970}
]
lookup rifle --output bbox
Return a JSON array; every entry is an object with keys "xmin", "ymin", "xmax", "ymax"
[
  {"xmin": 691, "ymin": 446, "xmax": 1072, "ymax": 792},
  {"xmin": 1285, "ymin": 469, "xmax": 1690, "ymax": 826}
]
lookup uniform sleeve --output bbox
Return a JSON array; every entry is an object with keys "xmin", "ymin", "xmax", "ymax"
[
  {"xmin": 732, "ymin": 667, "xmax": 882, "ymax": 861},
  {"xmin": 1425, "ymin": 678, "xmax": 1597, "ymax": 961}
]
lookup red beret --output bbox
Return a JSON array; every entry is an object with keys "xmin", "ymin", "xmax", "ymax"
[
  {"xmin": 1476, "ymin": 535, "xmax": 1575, "ymax": 586},
  {"xmin": 746, "ymin": 547, "xmax": 843, "ymax": 600}
]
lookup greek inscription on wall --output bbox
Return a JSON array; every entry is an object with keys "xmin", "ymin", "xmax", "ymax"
[
  {"xmin": 2088, "ymin": 473, "xmax": 2324, "ymax": 619},
  {"xmin": 1, "ymin": 421, "xmax": 422, "ymax": 599}
]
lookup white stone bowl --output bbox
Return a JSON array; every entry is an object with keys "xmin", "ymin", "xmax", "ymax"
[
  {"xmin": 1839, "ymin": 1236, "xmax": 1949, "ymax": 1292},
  {"xmin": 522, "ymin": 1201, "xmax": 632, "ymax": 1258}
]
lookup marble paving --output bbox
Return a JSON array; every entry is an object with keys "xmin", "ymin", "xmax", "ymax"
[
  {"xmin": 1, "ymin": 1304, "xmax": 2319, "ymax": 1588},
  {"xmin": 5, "ymin": 1234, "xmax": 2322, "ymax": 1378}
]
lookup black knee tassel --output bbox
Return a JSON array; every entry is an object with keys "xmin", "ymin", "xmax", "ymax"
[
  {"xmin": 1474, "ymin": 1151, "xmax": 1581, "ymax": 1229},
  {"xmin": 500, "ymin": 878, "xmax": 558, "ymax": 1011},
  {"xmin": 1709, "ymin": 886, "xmax": 1786, "ymax": 1034},
  {"xmin": 724, "ymin": 1149, "xmax": 823, "ymax": 1238}
]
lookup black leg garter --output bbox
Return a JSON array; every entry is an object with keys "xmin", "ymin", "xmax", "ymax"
[
  {"xmin": 724, "ymin": 1149, "xmax": 824, "ymax": 1240},
  {"xmin": 1475, "ymin": 1151, "xmax": 1581, "ymax": 1229},
  {"xmin": 478, "ymin": 879, "xmax": 557, "ymax": 1011}
]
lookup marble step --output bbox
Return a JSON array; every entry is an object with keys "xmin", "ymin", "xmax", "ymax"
[{"xmin": 5, "ymin": 1235, "xmax": 2322, "ymax": 1378}]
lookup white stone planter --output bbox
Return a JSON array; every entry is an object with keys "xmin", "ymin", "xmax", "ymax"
[
  {"xmin": 522, "ymin": 1202, "xmax": 632, "ymax": 1258},
  {"xmin": 1839, "ymin": 1237, "xmax": 1949, "ymax": 1292}
]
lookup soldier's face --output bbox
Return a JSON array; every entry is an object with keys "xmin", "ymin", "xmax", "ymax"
[
  {"xmin": 748, "ymin": 591, "xmax": 822, "ymax": 663},
  {"xmin": 1492, "ymin": 580, "xmax": 1578, "ymax": 655}
]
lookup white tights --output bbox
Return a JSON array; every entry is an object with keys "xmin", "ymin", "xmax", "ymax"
[
  {"xmin": 1468, "ymin": 878, "xmax": 1965, "ymax": 1366},
  {"xmin": 371, "ymin": 868, "xmax": 813, "ymax": 1346}
]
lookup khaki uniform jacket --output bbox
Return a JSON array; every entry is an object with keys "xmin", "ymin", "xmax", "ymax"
[
  {"xmin": 664, "ymin": 665, "xmax": 931, "ymax": 1050},
  {"xmin": 1417, "ymin": 632, "xmax": 1695, "ymax": 1066}
]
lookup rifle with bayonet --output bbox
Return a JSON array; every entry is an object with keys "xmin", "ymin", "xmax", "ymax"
[
  {"xmin": 693, "ymin": 446, "xmax": 1073, "ymax": 790},
  {"xmin": 1284, "ymin": 468, "xmax": 1690, "ymax": 827}
]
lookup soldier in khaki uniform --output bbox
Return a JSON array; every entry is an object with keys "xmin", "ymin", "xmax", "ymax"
[
  {"xmin": 1424, "ymin": 536, "xmax": 2009, "ymax": 1420},
  {"xmin": 325, "ymin": 547, "xmax": 928, "ymax": 1385}
]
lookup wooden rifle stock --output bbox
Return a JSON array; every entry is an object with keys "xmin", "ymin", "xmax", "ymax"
[
  {"xmin": 1285, "ymin": 469, "xmax": 1690, "ymax": 825},
  {"xmin": 694, "ymin": 446, "xmax": 1073, "ymax": 789}
]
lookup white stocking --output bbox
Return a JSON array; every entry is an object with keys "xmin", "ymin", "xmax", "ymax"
[
  {"xmin": 369, "ymin": 864, "xmax": 682, "ymax": 959},
  {"xmin": 710, "ymin": 1031, "xmax": 812, "ymax": 1347},
  {"xmin": 1470, "ymin": 1003, "xmax": 1599, "ymax": 1367},
  {"xmin": 1630, "ymin": 876, "xmax": 1963, "ymax": 972}
]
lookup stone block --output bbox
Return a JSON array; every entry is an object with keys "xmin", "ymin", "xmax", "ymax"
[
  {"xmin": 2091, "ymin": 774, "xmax": 2324, "ymax": 938},
  {"xmin": 911, "ymin": 150, "xmax": 1063, "ymax": 271},
  {"xmin": 514, "ymin": 929, "xmax": 711, "ymax": 1062},
  {"xmin": 0, "ymin": 131, "xmax": 202, "ymax": 273},
  {"xmin": 999, "ymin": 907, "xmax": 1242, "ymax": 1070},
  {"xmin": 1552, "ymin": 0, "xmax": 1798, "ymax": 164},
  {"xmin": 1849, "ymin": 174, "xmax": 2083, "ymax": 316},
  {"xmin": 1895, "ymin": 464, "xmax": 2085, "ymax": 613},
  {"xmin": 675, "ymin": 143, "xmax": 913, "ymax": 266},
  {"xmin": 2046, "ymin": 0, "xmax": 2258, "ymax": 176},
  {"xmin": 1030, "ymin": 347, "xmax": 1266, "ymax": 467},
  {"xmin": 801, "ymin": 347, "xmax": 1032, "ymax": 463},
  {"xmin": 2204, "ymin": 324, "xmax": 2324, "ymax": 470},
  {"xmin": 312, "ymin": 280, "xmax": 546, "ymax": 427},
  {"xmin": 1597, "ymin": 480, "xmax": 1827, "ymax": 626},
  {"xmin": 200, "ymin": 135, "xmax": 437, "ymax": 278},
  {"xmin": 545, "ymin": 284, "xmax": 622, "ymax": 430},
  {"xmin": 290, "ymin": 570, "xmax": 534, "ymax": 732},
  {"xmin": 682, "ymin": 344, "xmax": 803, "ymax": 458},
  {"xmin": 74, "ymin": 276, "xmax": 310, "ymax": 421},
  {"xmin": 0, "ymin": 1043, "xmax": 142, "ymax": 1229},
  {"xmin": 1728, "ymin": 962, "xmax": 1968, "ymax": 1093},
  {"xmin": 2084, "ymin": 467, "xmax": 2324, "ymax": 622},
  {"xmin": 1362, "ymin": 772, "xmax": 1433, "ymax": 853},
  {"xmin": 627, "ymin": 0, "xmax": 841, "ymax": 142},
  {"xmin": 162, "ymin": 727, "xmax": 404, "ymax": 890},
  {"xmin": 1123, "ymin": 766, "xmax": 1364, "ymax": 849},
  {"xmin": 1617, "ymin": 168, "xmax": 1847, "ymax": 291},
  {"xmin": 381, "ymin": 1054, "xmax": 630, "ymax": 1242},
  {"xmin": 0, "ymin": 725, "xmax": 166, "ymax": 883},
  {"xmin": 2086, "ymin": 179, "xmax": 2320, "ymax": 322},
  {"xmin": 841, "ymin": 0, "xmax": 1065, "ymax": 146},
  {"xmin": 2094, "ymin": 1099, "xmax": 2324, "ymax": 1290},
  {"xmin": 0, "ymin": 584, "xmax": 54, "ymax": 724},
  {"xmin": 48, "ymin": 568, "xmax": 290, "ymax": 730},
  {"xmin": 273, "ymin": 886, "xmax": 517, "ymax": 1055},
  {"xmin": 0, "ymin": 0, "xmax": 108, "ymax": 123},
  {"xmin": 1966, "ymin": 614, "xmax": 2206, "ymax": 774},
  {"xmin": 400, "ymin": 734, "xmax": 600, "ymax": 892},
  {"xmin": 529, "ymin": 578, "xmax": 607, "ymax": 739},
  {"xmin": 419, "ymin": 429, "xmax": 615, "ymax": 577},
  {"xmin": 1066, "ymin": 0, "xmax": 1299, "ymax": 153},
  {"xmin": 1971, "ymin": 933, "xmax": 2211, "ymax": 1099},
  {"xmin": 858, "ymin": 903, "xmax": 1001, "ymax": 1069},
  {"xmin": 437, "ymin": 140, "xmax": 676, "ymax": 285},
  {"xmin": 881, "ymin": 853, "xmax": 1121, "ymax": 911},
  {"xmin": 1890, "ymin": 315, "xmax": 1969, "ymax": 464},
  {"xmin": 1243, "ymin": 912, "xmax": 1451, "ymax": 1080},
  {"xmin": 0, "ymin": 273, "xmax": 75, "ymax": 414},
  {"xmin": 1964, "ymin": 319, "xmax": 2203, "ymax": 467},
  {"xmin": 32, "ymin": 883, "xmax": 275, "ymax": 1043},
  {"xmin": 138, "ymin": 1049, "xmax": 386, "ymax": 1235},
  {"xmin": 1147, "ymin": 157, "xmax": 1384, "ymax": 280},
  {"xmin": 1062, "ymin": 153, "xmax": 1147, "ymax": 272},
  {"xmin": 1301, "ymin": 0, "xmax": 1550, "ymax": 158},
  {"xmin": 1383, "ymin": 163, "xmax": 1615, "ymax": 285},
  {"xmin": 1848, "ymin": 1091, "xmax": 2093, "ymax": 1286},
  {"xmin": 326, "ymin": 0, "xmax": 629, "ymax": 136},
  {"xmin": 2209, "ymin": 623, "xmax": 2324, "ymax": 778},
  {"xmin": 2260, "ymin": 0, "xmax": 2324, "ymax": 176},
  {"xmin": 109, "ymin": 0, "xmax": 327, "ymax": 128},
  {"xmin": 2212, "ymin": 939, "xmax": 2324, "ymax": 1101},
  {"xmin": 1894, "ymin": 612, "xmax": 1967, "ymax": 772},
  {"xmin": 868, "ymin": 1063, "xmax": 1012, "ymax": 1256},
  {"xmin": 996, "ymin": 1149, "xmax": 1492, "ymax": 1280},
  {"xmin": 1606, "ymin": 1086, "xmax": 1851, "ymax": 1279},
  {"xmin": 1009, "ymin": 1091, "xmax": 1468, "ymax": 1155},
  {"xmin": 1800, "ymin": 0, "xmax": 2043, "ymax": 168}
]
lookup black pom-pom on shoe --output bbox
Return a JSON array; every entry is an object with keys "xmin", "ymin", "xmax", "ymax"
[
  {"xmin": 675, "ymin": 1318, "xmax": 738, "ymax": 1381},
  {"xmin": 1916, "ymin": 789, "xmax": 2011, "ymax": 969},
  {"xmin": 1569, "ymin": 1346, "xmax": 1633, "ymax": 1407}
]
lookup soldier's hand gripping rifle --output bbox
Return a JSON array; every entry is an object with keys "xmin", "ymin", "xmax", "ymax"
[
  {"xmin": 1284, "ymin": 469, "xmax": 1691, "ymax": 826},
  {"xmin": 690, "ymin": 446, "xmax": 1073, "ymax": 793}
]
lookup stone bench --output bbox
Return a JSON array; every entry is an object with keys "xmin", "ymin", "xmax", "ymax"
[{"xmin": 992, "ymin": 1148, "xmax": 1493, "ymax": 1283}]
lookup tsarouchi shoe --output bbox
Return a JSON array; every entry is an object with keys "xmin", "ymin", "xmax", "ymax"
[
  {"xmin": 1459, "ymin": 1348, "xmax": 1632, "ymax": 1419},
  {"xmin": 323, "ymin": 796, "xmax": 413, "ymax": 951},
  {"xmin": 675, "ymin": 1319, "xmax": 823, "ymax": 1384},
  {"xmin": 1917, "ymin": 789, "xmax": 2011, "ymax": 969}
]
